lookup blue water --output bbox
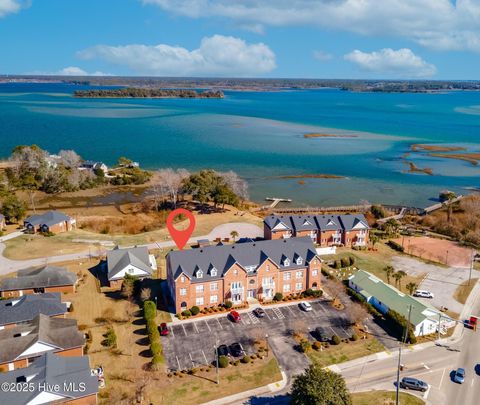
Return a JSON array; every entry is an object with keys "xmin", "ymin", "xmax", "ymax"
[{"xmin": 1, "ymin": 83, "xmax": 479, "ymax": 207}]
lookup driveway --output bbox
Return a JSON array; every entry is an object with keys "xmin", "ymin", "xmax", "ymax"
[
  {"xmin": 161, "ymin": 300, "xmax": 352, "ymax": 374},
  {"xmin": 392, "ymin": 256, "xmax": 480, "ymax": 314}
]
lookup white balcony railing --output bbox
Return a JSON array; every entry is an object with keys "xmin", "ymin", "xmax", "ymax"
[
  {"xmin": 231, "ymin": 286, "xmax": 244, "ymax": 294},
  {"xmin": 262, "ymin": 282, "xmax": 275, "ymax": 289}
]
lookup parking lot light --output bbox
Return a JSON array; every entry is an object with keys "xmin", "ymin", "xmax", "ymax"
[
  {"xmin": 265, "ymin": 334, "xmax": 269, "ymax": 357},
  {"xmin": 215, "ymin": 339, "xmax": 220, "ymax": 385}
]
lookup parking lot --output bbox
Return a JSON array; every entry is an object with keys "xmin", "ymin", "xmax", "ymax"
[{"xmin": 161, "ymin": 300, "xmax": 352, "ymax": 371}]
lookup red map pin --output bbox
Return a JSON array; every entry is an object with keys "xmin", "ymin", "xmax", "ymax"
[{"xmin": 166, "ymin": 208, "xmax": 196, "ymax": 250}]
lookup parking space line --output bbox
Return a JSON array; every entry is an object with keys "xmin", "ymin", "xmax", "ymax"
[
  {"xmin": 264, "ymin": 309, "xmax": 272, "ymax": 320},
  {"xmin": 170, "ymin": 327, "xmax": 175, "ymax": 338},
  {"xmin": 273, "ymin": 307, "xmax": 285, "ymax": 319},
  {"xmin": 248, "ymin": 311, "xmax": 260, "ymax": 324},
  {"xmin": 176, "ymin": 355, "xmax": 181, "ymax": 371},
  {"xmin": 216, "ymin": 318, "xmax": 223, "ymax": 330},
  {"xmin": 204, "ymin": 320, "xmax": 211, "ymax": 332},
  {"xmin": 286, "ymin": 306, "xmax": 297, "ymax": 318},
  {"xmin": 193, "ymin": 322, "xmax": 199, "ymax": 334},
  {"xmin": 189, "ymin": 352, "xmax": 195, "ymax": 367},
  {"xmin": 182, "ymin": 324, "xmax": 188, "ymax": 336},
  {"xmin": 202, "ymin": 350, "xmax": 209, "ymax": 365}
]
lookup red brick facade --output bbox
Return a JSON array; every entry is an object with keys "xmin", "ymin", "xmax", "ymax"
[{"xmin": 1, "ymin": 284, "xmax": 75, "ymax": 298}]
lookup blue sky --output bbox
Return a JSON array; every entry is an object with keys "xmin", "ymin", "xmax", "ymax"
[{"xmin": 1, "ymin": 0, "xmax": 480, "ymax": 79}]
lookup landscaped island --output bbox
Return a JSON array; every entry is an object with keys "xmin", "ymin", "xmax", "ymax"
[{"xmin": 73, "ymin": 88, "xmax": 224, "ymax": 98}]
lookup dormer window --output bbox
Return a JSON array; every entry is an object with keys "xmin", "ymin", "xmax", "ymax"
[
  {"xmin": 196, "ymin": 270, "xmax": 203, "ymax": 279},
  {"xmin": 210, "ymin": 267, "xmax": 217, "ymax": 277},
  {"xmin": 283, "ymin": 258, "xmax": 290, "ymax": 266},
  {"xmin": 296, "ymin": 257, "xmax": 303, "ymax": 265},
  {"xmin": 180, "ymin": 276, "xmax": 185, "ymax": 283}
]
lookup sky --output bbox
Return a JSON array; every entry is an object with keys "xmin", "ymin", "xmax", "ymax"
[{"xmin": 1, "ymin": 0, "xmax": 480, "ymax": 79}]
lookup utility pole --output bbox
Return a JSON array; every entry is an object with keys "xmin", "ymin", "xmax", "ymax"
[
  {"xmin": 265, "ymin": 334, "xmax": 269, "ymax": 358},
  {"xmin": 469, "ymin": 249, "xmax": 474, "ymax": 286},
  {"xmin": 396, "ymin": 304, "xmax": 412, "ymax": 405},
  {"xmin": 215, "ymin": 339, "xmax": 219, "ymax": 385},
  {"xmin": 437, "ymin": 312, "xmax": 442, "ymax": 341}
]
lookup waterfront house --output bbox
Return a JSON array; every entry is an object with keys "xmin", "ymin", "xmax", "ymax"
[
  {"xmin": 0, "ymin": 293, "xmax": 68, "ymax": 329},
  {"xmin": 80, "ymin": 160, "xmax": 108, "ymax": 173},
  {"xmin": 0, "ymin": 266, "xmax": 78, "ymax": 298},
  {"xmin": 0, "ymin": 351, "xmax": 98, "ymax": 405},
  {"xmin": 264, "ymin": 214, "xmax": 369, "ymax": 247},
  {"xmin": 107, "ymin": 246, "xmax": 157, "ymax": 289},
  {"xmin": 0, "ymin": 314, "xmax": 85, "ymax": 372},
  {"xmin": 348, "ymin": 270, "xmax": 450, "ymax": 337},
  {"xmin": 167, "ymin": 236, "xmax": 322, "ymax": 314},
  {"xmin": 24, "ymin": 210, "xmax": 76, "ymax": 234}
]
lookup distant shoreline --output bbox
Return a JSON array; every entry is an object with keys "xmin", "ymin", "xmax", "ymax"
[{"xmin": 73, "ymin": 88, "xmax": 224, "ymax": 99}]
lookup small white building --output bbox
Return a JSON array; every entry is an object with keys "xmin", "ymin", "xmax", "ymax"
[
  {"xmin": 106, "ymin": 246, "xmax": 156, "ymax": 289},
  {"xmin": 348, "ymin": 270, "xmax": 452, "ymax": 337}
]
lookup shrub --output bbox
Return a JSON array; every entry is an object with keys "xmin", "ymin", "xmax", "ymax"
[
  {"xmin": 331, "ymin": 335, "xmax": 341, "ymax": 345},
  {"xmin": 349, "ymin": 256, "xmax": 355, "ymax": 266},
  {"xmin": 241, "ymin": 355, "xmax": 251, "ymax": 364},
  {"xmin": 143, "ymin": 300, "xmax": 157, "ymax": 320},
  {"xmin": 182, "ymin": 309, "xmax": 192, "ymax": 318},
  {"xmin": 371, "ymin": 205, "xmax": 386, "ymax": 219},
  {"xmin": 102, "ymin": 327, "xmax": 117, "ymax": 348},
  {"xmin": 234, "ymin": 360, "xmax": 240, "ymax": 366},
  {"xmin": 68, "ymin": 303, "xmax": 74, "ymax": 313},
  {"xmin": 218, "ymin": 355, "xmax": 229, "ymax": 368},
  {"xmin": 304, "ymin": 288, "xmax": 323, "ymax": 298},
  {"xmin": 273, "ymin": 292, "xmax": 283, "ymax": 301},
  {"xmin": 351, "ymin": 333, "xmax": 359, "ymax": 341},
  {"xmin": 312, "ymin": 341, "xmax": 322, "ymax": 351},
  {"xmin": 299, "ymin": 340, "xmax": 312, "ymax": 353},
  {"xmin": 340, "ymin": 257, "xmax": 350, "ymax": 268},
  {"xmin": 190, "ymin": 306, "xmax": 200, "ymax": 316},
  {"xmin": 150, "ymin": 341, "xmax": 162, "ymax": 356},
  {"xmin": 387, "ymin": 240, "xmax": 404, "ymax": 252},
  {"xmin": 224, "ymin": 300, "xmax": 233, "ymax": 309},
  {"xmin": 333, "ymin": 260, "xmax": 341, "ymax": 269}
]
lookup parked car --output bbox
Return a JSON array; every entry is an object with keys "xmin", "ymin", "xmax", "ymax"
[
  {"xmin": 315, "ymin": 326, "xmax": 330, "ymax": 342},
  {"xmin": 217, "ymin": 344, "xmax": 229, "ymax": 358},
  {"xmin": 159, "ymin": 323, "xmax": 169, "ymax": 336},
  {"xmin": 229, "ymin": 310, "xmax": 241, "ymax": 323},
  {"xmin": 253, "ymin": 308, "xmax": 266, "ymax": 318},
  {"xmin": 299, "ymin": 301, "xmax": 313, "ymax": 312},
  {"xmin": 454, "ymin": 368, "xmax": 466, "ymax": 384},
  {"xmin": 413, "ymin": 290, "xmax": 434, "ymax": 299},
  {"xmin": 399, "ymin": 377, "xmax": 428, "ymax": 392},
  {"xmin": 229, "ymin": 342, "xmax": 245, "ymax": 357}
]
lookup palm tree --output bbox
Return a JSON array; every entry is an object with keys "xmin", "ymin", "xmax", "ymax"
[
  {"xmin": 230, "ymin": 230, "xmax": 239, "ymax": 242},
  {"xmin": 393, "ymin": 270, "xmax": 407, "ymax": 290},
  {"xmin": 384, "ymin": 219, "xmax": 400, "ymax": 237},
  {"xmin": 383, "ymin": 265, "xmax": 395, "ymax": 285},
  {"xmin": 406, "ymin": 282, "xmax": 418, "ymax": 295}
]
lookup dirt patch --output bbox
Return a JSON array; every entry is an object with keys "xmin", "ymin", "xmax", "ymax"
[
  {"xmin": 393, "ymin": 236, "xmax": 473, "ymax": 267},
  {"xmin": 428, "ymin": 152, "xmax": 480, "ymax": 166},
  {"xmin": 410, "ymin": 144, "xmax": 466, "ymax": 152},
  {"xmin": 453, "ymin": 278, "xmax": 479, "ymax": 304}
]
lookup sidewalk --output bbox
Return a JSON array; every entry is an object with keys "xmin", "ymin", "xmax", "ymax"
[{"xmin": 200, "ymin": 371, "xmax": 288, "ymax": 405}]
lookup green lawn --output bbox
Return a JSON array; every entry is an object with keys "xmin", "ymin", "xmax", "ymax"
[
  {"xmin": 352, "ymin": 390, "xmax": 424, "ymax": 405},
  {"xmin": 308, "ymin": 337, "xmax": 384, "ymax": 368}
]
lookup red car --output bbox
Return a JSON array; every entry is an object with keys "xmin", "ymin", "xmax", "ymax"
[
  {"xmin": 159, "ymin": 323, "xmax": 169, "ymax": 336},
  {"xmin": 229, "ymin": 310, "xmax": 241, "ymax": 323}
]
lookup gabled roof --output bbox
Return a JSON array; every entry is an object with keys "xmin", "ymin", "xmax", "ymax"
[
  {"xmin": 290, "ymin": 215, "xmax": 318, "ymax": 231},
  {"xmin": 0, "ymin": 352, "xmax": 98, "ymax": 404},
  {"xmin": 348, "ymin": 270, "xmax": 439, "ymax": 326},
  {"xmin": 168, "ymin": 237, "xmax": 318, "ymax": 282},
  {"xmin": 339, "ymin": 214, "xmax": 369, "ymax": 231},
  {"xmin": 314, "ymin": 215, "xmax": 342, "ymax": 231},
  {"xmin": 0, "ymin": 293, "xmax": 67, "ymax": 326},
  {"xmin": 107, "ymin": 246, "xmax": 153, "ymax": 280},
  {"xmin": 24, "ymin": 211, "xmax": 71, "ymax": 227},
  {"xmin": 0, "ymin": 314, "xmax": 84, "ymax": 364},
  {"xmin": 264, "ymin": 215, "xmax": 292, "ymax": 231},
  {"xmin": 0, "ymin": 266, "xmax": 77, "ymax": 291}
]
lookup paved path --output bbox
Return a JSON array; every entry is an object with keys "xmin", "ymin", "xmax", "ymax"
[{"xmin": 0, "ymin": 222, "xmax": 263, "ymax": 275}]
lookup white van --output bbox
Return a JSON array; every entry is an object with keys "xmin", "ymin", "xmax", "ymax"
[{"xmin": 413, "ymin": 290, "xmax": 434, "ymax": 299}]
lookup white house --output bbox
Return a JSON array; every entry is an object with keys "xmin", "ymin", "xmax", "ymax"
[
  {"xmin": 106, "ymin": 246, "xmax": 156, "ymax": 288},
  {"xmin": 348, "ymin": 270, "xmax": 452, "ymax": 337}
]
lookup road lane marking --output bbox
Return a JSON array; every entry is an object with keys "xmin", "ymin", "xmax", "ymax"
[
  {"xmin": 471, "ymin": 378, "xmax": 475, "ymax": 387},
  {"xmin": 273, "ymin": 307, "xmax": 285, "ymax": 319},
  {"xmin": 170, "ymin": 327, "xmax": 175, "ymax": 338},
  {"xmin": 439, "ymin": 368, "xmax": 446, "ymax": 387},
  {"xmin": 423, "ymin": 386, "xmax": 431, "ymax": 399},
  {"xmin": 422, "ymin": 363, "xmax": 430, "ymax": 370}
]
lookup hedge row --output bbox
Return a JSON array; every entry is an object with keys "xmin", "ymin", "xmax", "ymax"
[
  {"xmin": 386, "ymin": 309, "xmax": 417, "ymax": 344},
  {"xmin": 345, "ymin": 286, "xmax": 382, "ymax": 318},
  {"xmin": 387, "ymin": 240, "xmax": 404, "ymax": 252},
  {"xmin": 143, "ymin": 300, "xmax": 164, "ymax": 367}
]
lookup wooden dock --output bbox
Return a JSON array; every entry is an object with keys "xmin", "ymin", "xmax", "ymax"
[{"xmin": 264, "ymin": 197, "xmax": 292, "ymax": 209}]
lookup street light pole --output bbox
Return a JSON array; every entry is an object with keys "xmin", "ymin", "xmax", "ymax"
[
  {"xmin": 215, "ymin": 339, "xmax": 219, "ymax": 385},
  {"xmin": 265, "ymin": 334, "xmax": 269, "ymax": 358},
  {"xmin": 469, "ymin": 249, "xmax": 474, "ymax": 286}
]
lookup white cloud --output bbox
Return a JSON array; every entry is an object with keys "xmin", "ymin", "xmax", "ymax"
[
  {"xmin": 0, "ymin": 0, "xmax": 21, "ymax": 17},
  {"xmin": 77, "ymin": 35, "xmax": 276, "ymax": 76},
  {"xmin": 141, "ymin": 0, "xmax": 480, "ymax": 52},
  {"xmin": 28, "ymin": 66, "xmax": 111, "ymax": 76},
  {"xmin": 344, "ymin": 48, "xmax": 437, "ymax": 77},
  {"xmin": 313, "ymin": 50, "xmax": 333, "ymax": 61}
]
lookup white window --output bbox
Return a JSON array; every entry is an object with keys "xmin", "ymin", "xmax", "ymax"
[
  {"xmin": 234, "ymin": 269, "xmax": 238, "ymax": 275},
  {"xmin": 196, "ymin": 270, "xmax": 203, "ymax": 279},
  {"xmin": 296, "ymin": 271, "xmax": 303, "ymax": 279},
  {"xmin": 283, "ymin": 258, "xmax": 290, "ymax": 266},
  {"xmin": 196, "ymin": 297, "xmax": 204, "ymax": 306},
  {"xmin": 180, "ymin": 276, "xmax": 185, "ymax": 283},
  {"xmin": 210, "ymin": 282, "xmax": 218, "ymax": 291},
  {"xmin": 196, "ymin": 285, "xmax": 204, "ymax": 293},
  {"xmin": 179, "ymin": 288, "xmax": 187, "ymax": 296},
  {"xmin": 296, "ymin": 257, "xmax": 303, "ymax": 265},
  {"xmin": 128, "ymin": 268, "xmax": 134, "ymax": 274},
  {"xmin": 283, "ymin": 284, "xmax": 291, "ymax": 293},
  {"xmin": 210, "ymin": 295, "xmax": 218, "ymax": 304},
  {"xmin": 266, "ymin": 265, "xmax": 270, "ymax": 271},
  {"xmin": 295, "ymin": 282, "xmax": 303, "ymax": 291},
  {"xmin": 210, "ymin": 268, "xmax": 217, "ymax": 276},
  {"xmin": 312, "ymin": 269, "xmax": 318, "ymax": 277},
  {"xmin": 283, "ymin": 272, "xmax": 291, "ymax": 281}
]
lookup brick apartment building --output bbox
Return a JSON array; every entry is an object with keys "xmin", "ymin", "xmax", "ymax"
[
  {"xmin": 0, "ymin": 266, "xmax": 78, "ymax": 298},
  {"xmin": 167, "ymin": 237, "xmax": 322, "ymax": 314},
  {"xmin": 264, "ymin": 214, "xmax": 369, "ymax": 247}
]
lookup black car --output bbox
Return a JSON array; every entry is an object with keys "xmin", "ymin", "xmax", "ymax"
[
  {"xmin": 217, "ymin": 344, "xmax": 229, "ymax": 358},
  {"xmin": 315, "ymin": 326, "xmax": 330, "ymax": 342},
  {"xmin": 399, "ymin": 377, "xmax": 428, "ymax": 392},
  {"xmin": 253, "ymin": 308, "xmax": 266, "ymax": 318},
  {"xmin": 229, "ymin": 342, "xmax": 245, "ymax": 357}
]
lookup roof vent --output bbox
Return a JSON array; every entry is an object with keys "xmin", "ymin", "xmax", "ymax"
[
  {"xmin": 232, "ymin": 246, "xmax": 235, "ymax": 249},
  {"xmin": 200, "ymin": 249, "xmax": 203, "ymax": 253},
  {"xmin": 253, "ymin": 243, "xmax": 256, "ymax": 246}
]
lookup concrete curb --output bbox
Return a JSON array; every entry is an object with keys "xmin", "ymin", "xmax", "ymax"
[{"xmin": 200, "ymin": 371, "xmax": 288, "ymax": 405}]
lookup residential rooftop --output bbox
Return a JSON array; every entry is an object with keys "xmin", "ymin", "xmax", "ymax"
[
  {"xmin": 107, "ymin": 246, "xmax": 153, "ymax": 280},
  {"xmin": 0, "ymin": 266, "xmax": 77, "ymax": 291}
]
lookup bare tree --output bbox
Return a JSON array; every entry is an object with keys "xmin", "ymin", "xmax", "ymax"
[
  {"xmin": 59, "ymin": 149, "xmax": 81, "ymax": 168},
  {"xmin": 218, "ymin": 170, "xmax": 249, "ymax": 201},
  {"xmin": 346, "ymin": 302, "xmax": 369, "ymax": 328},
  {"xmin": 156, "ymin": 168, "xmax": 190, "ymax": 208},
  {"xmin": 323, "ymin": 277, "xmax": 345, "ymax": 302},
  {"xmin": 140, "ymin": 287, "xmax": 152, "ymax": 302}
]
